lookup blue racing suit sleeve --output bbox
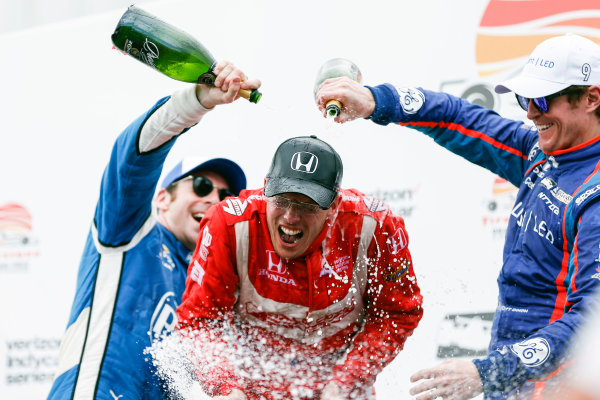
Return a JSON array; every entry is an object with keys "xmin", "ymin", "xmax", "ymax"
[
  {"xmin": 366, "ymin": 83, "xmax": 538, "ymax": 188},
  {"xmin": 94, "ymin": 96, "xmax": 180, "ymax": 247}
]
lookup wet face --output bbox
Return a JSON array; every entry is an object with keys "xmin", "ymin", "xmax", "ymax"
[
  {"xmin": 156, "ymin": 171, "xmax": 229, "ymax": 250},
  {"xmin": 266, "ymin": 192, "xmax": 333, "ymax": 260},
  {"xmin": 526, "ymin": 88, "xmax": 596, "ymax": 153}
]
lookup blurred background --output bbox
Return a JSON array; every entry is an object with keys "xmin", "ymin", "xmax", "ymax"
[{"xmin": 0, "ymin": 1, "xmax": 153, "ymax": 33}]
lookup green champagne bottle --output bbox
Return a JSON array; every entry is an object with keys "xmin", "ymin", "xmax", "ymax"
[
  {"xmin": 111, "ymin": 6, "xmax": 261, "ymax": 103},
  {"xmin": 313, "ymin": 58, "xmax": 362, "ymax": 118}
]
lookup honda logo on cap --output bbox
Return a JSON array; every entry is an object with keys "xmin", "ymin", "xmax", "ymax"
[{"xmin": 291, "ymin": 152, "xmax": 318, "ymax": 173}]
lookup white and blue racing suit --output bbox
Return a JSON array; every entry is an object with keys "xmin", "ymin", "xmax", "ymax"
[
  {"xmin": 47, "ymin": 87, "xmax": 210, "ymax": 399},
  {"xmin": 367, "ymin": 84, "xmax": 600, "ymax": 399}
]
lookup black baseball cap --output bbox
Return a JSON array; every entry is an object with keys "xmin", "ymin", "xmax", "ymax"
[{"xmin": 264, "ymin": 135, "xmax": 343, "ymax": 209}]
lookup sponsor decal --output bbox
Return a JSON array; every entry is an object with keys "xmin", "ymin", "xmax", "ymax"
[
  {"xmin": 198, "ymin": 225, "xmax": 212, "ymax": 261},
  {"xmin": 341, "ymin": 194, "xmax": 361, "ymax": 203},
  {"xmin": 575, "ymin": 184, "xmax": 600, "ymax": 206},
  {"xmin": 201, "ymin": 225, "xmax": 212, "ymax": 247},
  {"xmin": 540, "ymin": 177, "xmax": 556, "ymax": 190},
  {"xmin": 529, "ymin": 174, "xmax": 571, "ymax": 205},
  {"xmin": 511, "ymin": 202, "xmax": 555, "ymax": 244},
  {"xmin": 537, "ymin": 192, "xmax": 560, "ymax": 215},
  {"xmin": 540, "ymin": 159, "xmax": 556, "ymax": 173},
  {"xmin": 547, "ymin": 156, "xmax": 559, "ymax": 169},
  {"xmin": 190, "ymin": 259, "xmax": 205, "ymax": 286},
  {"xmin": 527, "ymin": 144, "xmax": 541, "ymax": 161},
  {"xmin": 244, "ymin": 301, "xmax": 356, "ymax": 335},
  {"xmin": 199, "ymin": 246, "xmax": 209, "ymax": 262},
  {"xmin": 395, "ymin": 87, "xmax": 425, "ymax": 114},
  {"xmin": 551, "ymin": 188, "xmax": 572, "ymax": 205},
  {"xmin": 290, "ymin": 152, "xmax": 318, "ymax": 173},
  {"xmin": 498, "ymin": 304, "xmax": 529, "ymax": 313},
  {"xmin": 363, "ymin": 196, "xmax": 388, "ymax": 213},
  {"xmin": 267, "ymin": 250, "xmax": 286, "ymax": 274},
  {"xmin": 149, "ymin": 292, "xmax": 178, "ymax": 341},
  {"xmin": 246, "ymin": 194, "xmax": 265, "ymax": 203},
  {"xmin": 0, "ymin": 203, "xmax": 40, "ymax": 273},
  {"xmin": 384, "ymin": 262, "xmax": 409, "ymax": 282},
  {"xmin": 159, "ymin": 244, "xmax": 175, "ymax": 271},
  {"xmin": 527, "ymin": 56, "xmax": 555, "ymax": 70},
  {"xmin": 223, "ymin": 198, "xmax": 248, "ymax": 216},
  {"xmin": 259, "ymin": 251, "xmax": 297, "ymax": 286},
  {"xmin": 319, "ymin": 256, "xmax": 350, "ymax": 283},
  {"xmin": 387, "ymin": 227, "xmax": 408, "ymax": 255},
  {"xmin": 510, "ymin": 337, "xmax": 551, "ymax": 367},
  {"xmin": 524, "ymin": 176, "xmax": 535, "ymax": 190}
]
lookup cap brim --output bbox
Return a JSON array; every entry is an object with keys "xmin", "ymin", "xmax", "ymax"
[
  {"xmin": 495, "ymin": 75, "xmax": 570, "ymax": 98},
  {"xmin": 186, "ymin": 158, "xmax": 246, "ymax": 195},
  {"xmin": 264, "ymin": 177, "xmax": 336, "ymax": 209},
  {"xmin": 162, "ymin": 158, "xmax": 246, "ymax": 195}
]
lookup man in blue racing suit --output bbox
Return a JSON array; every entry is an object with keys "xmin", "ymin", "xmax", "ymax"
[
  {"xmin": 315, "ymin": 34, "xmax": 600, "ymax": 399},
  {"xmin": 47, "ymin": 61, "xmax": 260, "ymax": 399}
]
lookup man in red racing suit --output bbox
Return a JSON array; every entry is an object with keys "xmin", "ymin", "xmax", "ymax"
[{"xmin": 175, "ymin": 136, "xmax": 423, "ymax": 400}]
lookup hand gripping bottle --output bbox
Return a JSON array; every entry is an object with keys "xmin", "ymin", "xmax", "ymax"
[
  {"xmin": 313, "ymin": 58, "xmax": 362, "ymax": 117},
  {"xmin": 111, "ymin": 6, "xmax": 261, "ymax": 103}
]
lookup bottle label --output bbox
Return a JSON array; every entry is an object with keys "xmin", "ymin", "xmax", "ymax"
[{"xmin": 124, "ymin": 38, "xmax": 159, "ymax": 69}]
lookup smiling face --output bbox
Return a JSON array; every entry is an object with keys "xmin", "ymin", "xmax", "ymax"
[
  {"xmin": 527, "ymin": 87, "xmax": 600, "ymax": 153},
  {"xmin": 266, "ymin": 192, "xmax": 335, "ymax": 260},
  {"xmin": 155, "ymin": 171, "xmax": 228, "ymax": 250}
]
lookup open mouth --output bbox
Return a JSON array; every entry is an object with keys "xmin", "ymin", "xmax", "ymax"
[
  {"xmin": 192, "ymin": 213, "xmax": 204, "ymax": 222},
  {"xmin": 536, "ymin": 123, "xmax": 553, "ymax": 132},
  {"xmin": 279, "ymin": 226, "xmax": 303, "ymax": 244}
]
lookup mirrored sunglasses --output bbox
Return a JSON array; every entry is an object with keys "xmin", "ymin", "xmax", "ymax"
[
  {"xmin": 178, "ymin": 176, "xmax": 235, "ymax": 201},
  {"xmin": 267, "ymin": 195, "xmax": 322, "ymax": 215},
  {"xmin": 515, "ymin": 89, "xmax": 572, "ymax": 113}
]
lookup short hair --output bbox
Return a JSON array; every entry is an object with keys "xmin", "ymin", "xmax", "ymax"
[{"xmin": 565, "ymin": 85, "xmax": 600, "ymax": 120}]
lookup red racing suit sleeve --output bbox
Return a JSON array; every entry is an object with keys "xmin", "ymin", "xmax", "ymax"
[
  {"xmin": 176, "ymin": 204, "xmax": 243, "ymax": 397},
  {"xmin": 328, "ymin": 211, "xmax": 424, "ymax": 393}
]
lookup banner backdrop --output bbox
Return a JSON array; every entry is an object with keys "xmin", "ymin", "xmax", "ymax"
[{"xmin": 1, "ymin": 0, "xmax": 599, "ymax": 398}]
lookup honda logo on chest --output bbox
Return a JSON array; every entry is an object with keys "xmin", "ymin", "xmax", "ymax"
[
  {"xmin": 267, "ymin": 250, "xmax": 287, "ymax": 274},
  {"xmin": 291, "ymin": 152, "xmax": 318, "ymax": 173}
]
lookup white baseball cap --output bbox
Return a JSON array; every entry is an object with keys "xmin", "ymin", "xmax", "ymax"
[{"xmin": 495, "ymin": 34, "xmax": 600, "ymax": 98}]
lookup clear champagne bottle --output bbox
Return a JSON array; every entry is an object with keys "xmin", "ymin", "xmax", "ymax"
[
  {"xmin": 313, "ymin": 58, "xmax": 362, "ymax": 118},
  {"xmin": 111, "ymin": 6, "xmax": 261, "ymax": 103}
]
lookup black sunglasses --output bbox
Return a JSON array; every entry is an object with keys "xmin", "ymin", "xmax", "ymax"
[
  {"xmin": 178, "ymin": 176, "xmax": 235, "ymax": 201},
  {"xmin": 515, "ymin": 89, "xmax": 573, "ymax": 113}
]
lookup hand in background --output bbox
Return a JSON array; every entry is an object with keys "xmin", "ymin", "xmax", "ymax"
[{"xmin": 409, "ymin": 359, "xmax": 483, "ymax": 400}]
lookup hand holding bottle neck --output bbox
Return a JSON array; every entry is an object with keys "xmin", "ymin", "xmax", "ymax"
[{"xmin": 195, "ymin": 61, "xmax": 261, "ymax": 108}]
